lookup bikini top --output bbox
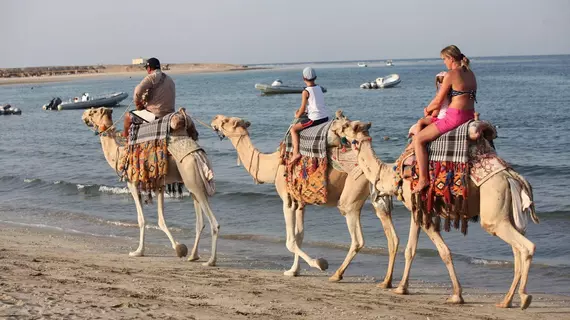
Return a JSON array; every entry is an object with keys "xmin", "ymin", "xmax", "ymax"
[{"xmin": 450, "ymin": 87, "xmax": 477, "ymax": 102}]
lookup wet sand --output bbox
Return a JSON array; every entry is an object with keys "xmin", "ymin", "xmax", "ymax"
[{"xmin": 1, "ymin": 222, "xmax": 568, "ymax": 319}]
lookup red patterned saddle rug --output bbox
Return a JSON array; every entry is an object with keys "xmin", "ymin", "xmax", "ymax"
[
  {"xmin": 282, "ymin": 120, "xmax": 333, "ymax": 205},
  {"xmin": 396, "ymin": 121, "xmax": 474, "ymax": 234}
]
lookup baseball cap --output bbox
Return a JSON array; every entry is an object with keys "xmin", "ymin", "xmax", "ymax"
[
  {"xmin": 145, "ymin": 57, "xmax": 161, "ymax": 69},
  {"xmin": 302, "ymin": 67, "xmax": 317, "ymax": 81}
]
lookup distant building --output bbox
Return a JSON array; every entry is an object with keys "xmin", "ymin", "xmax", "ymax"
[{"xmin": 132, "ymin": 58, "xmax": 146, "ymax": 65}]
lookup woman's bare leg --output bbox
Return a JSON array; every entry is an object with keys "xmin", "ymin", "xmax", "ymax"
[{"xmin": 412, "ymin": 123, "xmax": 441, "ymax": 193}]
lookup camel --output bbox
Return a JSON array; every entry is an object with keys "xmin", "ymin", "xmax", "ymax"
[
  {"xmin": 82, "ymin": 107, "xmax": 220, "ymax": 266},
  {"xmin": 334, "ymin": 120, "xmax": 539, "ymax": 309},
  {"xmin": 210, "ymin": 114, "xmax": 399, "ymax": 286}
]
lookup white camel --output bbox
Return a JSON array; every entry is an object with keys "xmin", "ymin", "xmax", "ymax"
[
  {"xmin": 210, "ymin": 114, "xmax": 399, "ymax": 286},
  {"xmin": 335, "ymin": 120, "xmax": 539, "ymax": 309},
  {"xmin": 82, "ymin": 107, "xmax": 220, "ymax": 266}
]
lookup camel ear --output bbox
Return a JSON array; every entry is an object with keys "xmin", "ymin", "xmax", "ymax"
[{"xmin": 230, "ymin": 119, "xmax": 239, "ymax": 128}]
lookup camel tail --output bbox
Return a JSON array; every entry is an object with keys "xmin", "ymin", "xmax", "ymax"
[{"xmin": 507, "ymin": 169, "xmax": 539, "ymax": 226}]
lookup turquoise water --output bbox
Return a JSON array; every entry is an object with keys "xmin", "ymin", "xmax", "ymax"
[{"xmin": 1, "ymin": 55, "xmax": 570, "ymax": 295}]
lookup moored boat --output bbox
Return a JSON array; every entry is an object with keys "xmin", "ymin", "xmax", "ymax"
[
  {"xmin": 254, "ymin": 80, "xmax": 327, "ymax": 95},
  {"xmin": 0, "ymin": 104, "xmax": 22, "ymax": 115},
  {"xmin": 43, "ymin": 92, "xmax": 128, "ymax": 111},
  {"xmin": 360, "ymin": 74, "xmax": 401, "ymax": 89}
]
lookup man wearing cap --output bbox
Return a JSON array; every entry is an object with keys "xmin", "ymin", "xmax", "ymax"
[{"xmin": 123, "ymin": 57, "xmax": 176, "ymax": 137}]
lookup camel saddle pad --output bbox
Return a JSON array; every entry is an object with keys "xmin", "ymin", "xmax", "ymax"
[
  {"xmin": 284, "ymin": 120, "xmax": 333, "ymax": 158},
  {"xmin": 168, "ymin": 136, "xmax": 204, "ymax": 163},
  {"xmin": 129, "ymin": 113, "xmax": 175, "ymax": 145},
  {"xmin": 330, "ymin": 147, "xmax": 363, "ymax": 180},
  {"xmin": 428, "ymin": 120, "xmax": 472, "ymax": 163},
  {"xmin": 468, "ymin": 139, "xmax": 508, "ymax": 186}
]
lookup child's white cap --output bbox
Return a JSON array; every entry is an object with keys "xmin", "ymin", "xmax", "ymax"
[{"xmin": 302, "ymin": 67, "xmax": 317, "ymax": 80}]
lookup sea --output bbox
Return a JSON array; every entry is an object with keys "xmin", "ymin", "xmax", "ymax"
[{"xmin": 1, "ymin": 55, "xmax": 569, "ymax": 295}]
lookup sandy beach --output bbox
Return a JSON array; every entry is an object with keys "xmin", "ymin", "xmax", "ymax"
[
  {"xmin": 0, "ymin": 223, "xmax": 568, "ymax": 320},
  {"xmin": 0, "ymin": 63, "xmax": 257, "ymax": 86}
]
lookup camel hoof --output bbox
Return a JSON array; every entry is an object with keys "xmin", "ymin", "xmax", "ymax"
[
  {"xmin": 393, "ymin": 286, "xmax": 409, "ymax": 295},
  {"xmin": 202, "ymin": 260, "xmax": 216, "ymax": 267},
  {"xmin": 377, "ymin": 281, "xmax": 392, "ymax": 289},
  {"xmin": 283, "ymin": 270, "xmax": 299, "ymax": 277},
  {"xmin": 446, "ymin": 295, "xmax": 464, "ymax": 304},
  {"xmin": 129, "ymin": 251, "xmax": 144, "ymax": 257},
  {"xmin": 187, "ymin": 254, "xmax": 200, "ymax": 262},
  {"xmin": 328, "ymin": 274, "xmax": 343, "ymax": 282},
  {"xmin": 495, "ymin": 301, "xmax": 512, "ymax": 309},
  {"xmin": 315, "ymin": 258, "xmax": 329, "ymax": 271},
  {"xmin": 520, "ymin": 294, "xmax": 532, "ymax": 310},
  {"xmin": 175, "ymin": 244, "xmax": 188, "ymax": 258}
]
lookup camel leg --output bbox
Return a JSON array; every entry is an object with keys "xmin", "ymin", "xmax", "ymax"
[
  {"xmin": 374, "ymin": 205, "xmax": 399, "ymax": 289},
  {"xmin": 284, "ymin": 206, "xmax": 305, "ymax": 276},
  {"xmin": 496, "ymin": 247, "xmax": 521, "ymax": 308},
  {"xmin": 329, "ymin": 205, "xmax": 365, "ymax": 282},
  {"xmin": 127, "ymin": 182, "xmax": 146, "ymax": 257},
  {"xmin": 188, "ymin": 195, "xmax": 205, "ymax": 261},
  {"xmin": 422, "ymin": 224, "xmax": 464, "ymax": 304},
  {"xmin": 156, "ymin": 190, "xmax": 183, "ymax": 252},
  {"xmin": 492, "ymin": 223, "xmax": 535, "ymax": 310},
  {"xmin": 198, "ymin": 197, "xmax": 220, "ymax": 267},
  {"xmin": 282, "ymin": 199, "xmax": 328, "ymax": 272},
  {"xmin": 394, "ymin": 217, "xmax": 421, "ymax": 295}
]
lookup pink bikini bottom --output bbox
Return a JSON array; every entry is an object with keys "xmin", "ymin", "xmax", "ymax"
[{"xmin": 432, "ymin": 108, "xmax": 475, "ymax": 134}]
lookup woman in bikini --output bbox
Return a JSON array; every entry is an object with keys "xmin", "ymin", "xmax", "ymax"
[{"xmin": 412, "ymin": 45, "xmax": 477, "ymax": 193}]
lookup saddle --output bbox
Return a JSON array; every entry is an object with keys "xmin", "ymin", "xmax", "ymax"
[{"xmin": 395, "ymin": 118, "xmax": 500, "ymax": 235}]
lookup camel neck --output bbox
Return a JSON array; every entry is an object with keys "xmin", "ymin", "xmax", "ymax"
[
  {"xmin": 227, "ymin": 133, "xmax": 280, "ymax": 184},
  {"xmin": 356, "ymin": 140, "xmax": 396, "ymax": 194},
  {"xmin": 99, "ymin": 131, "xmax": 122, "ymax": 174}
]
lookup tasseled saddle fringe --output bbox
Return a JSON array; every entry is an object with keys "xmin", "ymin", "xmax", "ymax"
[
  {"xmin": 411, "ymin": 194, "xmax": 473, "ymax": 236},
  {"xmin": 166, "ymin": 182, "xmax": 184, "ymax": 198}
]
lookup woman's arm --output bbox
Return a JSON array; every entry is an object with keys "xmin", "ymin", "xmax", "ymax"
[
  {"xmin": 295, "ymin": 90, "xmax": 309, "ymax": 118},
  {"xmin": 425, "ymin": 73, "xmax": 452, "ymax": 114}
]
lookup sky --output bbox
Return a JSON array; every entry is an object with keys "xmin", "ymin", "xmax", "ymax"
[{"xmin": 2, "ymin": 0, "xmax": 570, "ymax": 68}]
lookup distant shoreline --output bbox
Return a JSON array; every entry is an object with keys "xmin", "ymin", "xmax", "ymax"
[{"xmin": 0, "ymin": 63, "xmax": 266, "ymax": 86}]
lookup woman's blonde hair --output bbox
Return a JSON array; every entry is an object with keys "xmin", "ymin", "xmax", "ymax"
[{"xmin": 441, "ymin": 45, "xmax": 470, "ymax": 70}]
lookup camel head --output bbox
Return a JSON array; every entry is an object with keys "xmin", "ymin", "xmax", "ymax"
[
  {"xmin": 82, "ymin": 107, "xmax": 114, "ymax": 134},
  {"xmin": 331, "ymin": 119, "xmax": 372, "ymax": 146},
  {"xmin": 211, "ymin": 115, "xmax": 251, "ymax": 138}
]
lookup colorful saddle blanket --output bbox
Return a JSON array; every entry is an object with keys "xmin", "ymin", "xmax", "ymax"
[
  {"xmin": 282, "ymin": 119, "xmax": 332, "ymax": 205},
  {"xmin": 120, "ymin": 114, "xmax": 175, "ymax": 193}
]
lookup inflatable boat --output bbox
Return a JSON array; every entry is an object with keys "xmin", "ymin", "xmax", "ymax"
[
  {"xmin": 360, "ymin": 74, "xmax": 401, "ymax": 89},
  {"xmin": 255, "ymin": 80, "xmax": 327, "ymax": 95},
  {"xmin": 0, "ymin": 104, "xmax": 22, "ymax": 115},
  {"xmin": 43, "ymin": 92, "xmax": 128, "ymax": 110}
]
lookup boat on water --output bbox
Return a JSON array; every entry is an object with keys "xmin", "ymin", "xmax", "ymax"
[
  {"xmin": 0, "ymin": 104, "xmax": 22, "ymax": 115},
  {"xmin": 385, "ymin": 59, "xmax": 394, "ymax": 66},
  {"xmin": 357, "ymin": 62, "xmax": 368, "ymax": 67},
  {"xmin": 254, "ymin": 79, "xmax": 327, "ymax": 95},
  {"xmin": 43, "ymin": 92, "xmax": 128, "ymax": 111},
  {"xmin": 360, "ymin": 74, "xmax": 401, "ymax": 89}
]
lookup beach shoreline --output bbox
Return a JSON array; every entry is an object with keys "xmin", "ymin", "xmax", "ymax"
[
  {"xmin": 0, "ymin": 63, "xmax": 264, "ymax": 86},
  {"xmin": 0, "ymin": 222, "xmax": 567, "ymax": 319}
]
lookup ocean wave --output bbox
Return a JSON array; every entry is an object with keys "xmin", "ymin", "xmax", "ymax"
[{"xmin": 469, "ymin": 258, "xmax": 510, "ymax": 266}]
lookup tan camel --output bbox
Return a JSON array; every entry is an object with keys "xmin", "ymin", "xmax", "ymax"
[
  {"xmin": 210, "ymin": 114, "xmax": 399, "ymax": 286},
  {"xmin": 82, "ymin": 107, "xmax": 220, "ymax": 266},
  {"xmin": 334, "ymin": 120, "xmax": 539, "ymax": 309}
]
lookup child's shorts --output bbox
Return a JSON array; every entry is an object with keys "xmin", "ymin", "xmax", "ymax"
[{"xmin": 300, "ymin": 117, "xmax": 329, "ymax": 129}]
